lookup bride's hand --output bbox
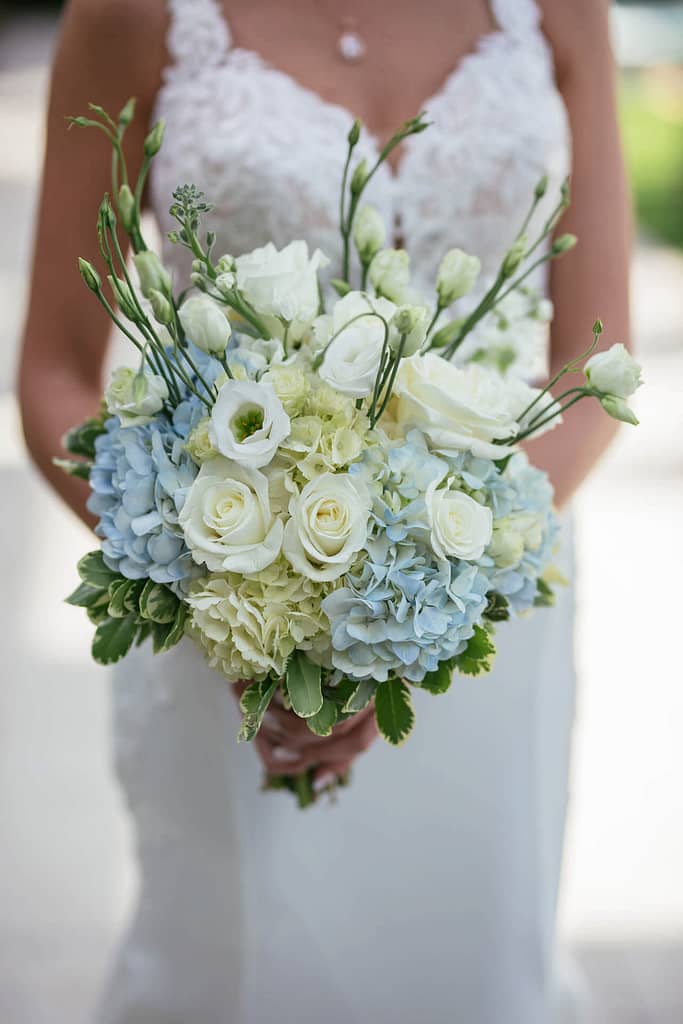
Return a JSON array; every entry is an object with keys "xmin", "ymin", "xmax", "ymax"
[{"xmin": 232, "ymin": 684, "xmax": 378, "ymax": 789}]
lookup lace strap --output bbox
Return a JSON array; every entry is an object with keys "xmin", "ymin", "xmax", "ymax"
[
  {"xmin": 166, "ymin": 0, "xmax": 231, "ymax": 70},
  {"xmin": 490, "ymin": 0, "xmax": 541, "ymax": 37}
]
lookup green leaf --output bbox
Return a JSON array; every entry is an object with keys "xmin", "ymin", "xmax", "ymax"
[
  {"xmin": 343, "ymin": 679, "xmax": 376, "ymax": 713},
  {"xmin": 92, "ymin": 614, "xmax": 138, "ymax": 665},
  {"xmin": 63, "ymin": 413, "xmax": 107, "ymax": 459},
  {"xmin": 374, "ymin": 678, "xmax": 415, "ymax": 746},
  {"xmin": 238, "ymin": 677, "xmax": 278, "ymax": 742},
  {"xmin": 483, "ymin": 591, "xmax": 510, "ymax": 622},
  {"xmin": 52, "ymin": 456, "xmax": 92, "ymax": 480},
  {"xmin": 151, "ymin": 603, "xmax": 187, "ymax": 653},
  {"xmin": 108, "ymin": 578, "xmax": 142, "ymax": 618},
  {"xmin": 86, "ymin": 594, "xmax": 113, "ymax": 624},
  {"xmin": 66, "ymin": 581, "xmax": 106, "ymax": 608},
  {"xmin": 77, "ymin": 551, "xmax": 119, "ymax": 589},
  {"xmin": 418, "ymin": 659, "xmax": 455, "ymax": 695},
  {"xmin": 325, "ymin": 678, "xmax": 358, "ymax": 707},
  {"xmin": 453, "ymin": 625, "xmax": 497, "ymax": 676},
  {"xmin": 306, "ymin": 698, "xmax": 339, "ymax": 737},
  {"xmin": 138, "ymin": 579, "xmax": 178, "ymax": 623},
  {"xmin": 285, "ymin": 651, "xmax": 323, "ymax": 718},
  {"xmin": 533, "ymin": 578, "xmax": 556, "ymax": 608}
]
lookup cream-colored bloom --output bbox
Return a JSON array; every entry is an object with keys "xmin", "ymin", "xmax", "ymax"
[
  {"xmin": 426, "ymin": 480, "xmax": 493, "ymax": 561},
  {"xmin": 210, "ymin": 379, "xmax": 290, "ymax": 468},
  {"xmin": 393, "ymin": 352, "xmax": 559, "ymax": 459},
  {"xmin": 585, "ymin": 343, "xmax": 642, "ymax": 398},
  {"xmin": 105, "ymin": 366, "xmax": 168, "ymax": 427},
  {"xmin": 436, "ymin": 249, "xmax": 481, "ymax": 306},
  {"xmin": 179, "ymin": 456, "xmax": 283, "ymax": 574},
  {"xmin": 235, "ymin": 240, "xmax": 329, "ymax": 323},
  {"xmin": 261, "ymin": 363, "xmax": 310, "ymax": 416},
  {"xmin": 188, "ymin": 560, "xmax": 330, "ymax": 682},
  {"xmin": 489, "ymin": 513, "xmax": 544, "ymax": 568},
  {"xmin": 178, "ymin": 294, "xmax": 231, "ymax": 354},
  {"xmin": 368, "ymin": 248, "xmax": 411, "ymax": 303},
  {"xmin": 185, "ymin": 417, "xmax": 216, "ymax": 464},
  {"xmin": 315, "ymin": 290, "xmax": 395, "ymax": 397},
  {"xmin": 283, "ymin": 472, "xmax": 371, "ymax": 581}
]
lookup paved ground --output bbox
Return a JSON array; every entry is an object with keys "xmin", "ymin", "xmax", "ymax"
[{"xmin": 1, "ymin": 12, "xmax": 682, "ymax": 1024}]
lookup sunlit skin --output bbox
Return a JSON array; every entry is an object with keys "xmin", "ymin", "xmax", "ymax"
[{"xmin": 18, "ymin": 0, "xmax": 630, "ymax": 785}]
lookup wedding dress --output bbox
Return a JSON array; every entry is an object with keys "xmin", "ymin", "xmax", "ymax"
[{"xmin": 97, "ymin": 1, "xmax": 580, "ymax": 1021}]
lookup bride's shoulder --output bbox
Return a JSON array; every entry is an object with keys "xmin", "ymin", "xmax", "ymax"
[{"xmin": 536, "ymin": 0, "xmax": 612, "ymax": 82}]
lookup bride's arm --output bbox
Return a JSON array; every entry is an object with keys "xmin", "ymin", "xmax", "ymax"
[
  {"xmin": 527, "ymin": 0, "xmax": 631, "ymax": 506},
  {"xmin": 18, "ymin": 0, "xmax": 166, "ymax": 526}
]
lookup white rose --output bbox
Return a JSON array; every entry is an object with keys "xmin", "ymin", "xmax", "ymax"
[
  {"xmin": 179, "ymin": 456, "xmax": 283, "ymax": 573},
  {"xmin": 352, "ymin": 205, "xmax": 386, "ymax": 262},
  {"xmin": 426, "ymin": 479, "xmax": 493, "ymax": 561},
  {"xmin": 178, "ymin": 294, "xmax": 232, "ymax": 354},
  {"xmin": 585, "ymin": 343, "xmax": 642, "ymax": 398},
  {"xmin": 235, "ymin": 240, "xmax": 329, "ymax": 323},
  {"xmin": 368, "ymin": 248, "xmax": 411, "ymax": 303},
  {"xmin": 210, "ymin": 379, "xmax": 290, "ymax": 468},
  {"xmin": 436, "ymin": 249, "xmax": 481, "ymax": 306},
  {"xmin": 283, "ymin": 472, "xmax": 371, "ymax": 581},
  {"xmin": 105, "ymin": 366, "xmax": 168, "ymax": 427},
  {"xmin": 315, "ymin": 291, "xmax": 396, "ymax": 398},
  {"xmin": 393, "ymin": 352, "xmax": 558, "ymax": 459}
]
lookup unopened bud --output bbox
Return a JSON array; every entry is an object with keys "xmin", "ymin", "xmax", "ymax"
[
  {"xmin": 215, "ymin": 272, "xmax": 236, "ymax": 297},
  {"xmin": 99, "ymin": 198, "xmax": 116, "ymax": 232},
  {"xmin": 78, "ymin": 258, "xmax": 101, "ymax": 293},
  {"xmin": 216, "ymin": 254, "xmax": 235, "ymax": 274},
  {"xmin": 348, "ymin": 119, "xmax": 361, "ymax": 146},
  {"xmin": 551, "ymin": 233, "xmax": 577, "ymax": 256},
  {"xmin": 502, "ymin": 235, "xmax": 528, "ymax": 278},
  {"xmin": 118, "ymin": 98, "xmax": 136, "ymax": 127},
  {"xmin": 352, "ymin": 205, "xmax": 385, "ymax": 263},
  {"xmin": 117, "ymin": 184, "xmax": 136, "ymax": 232},
  {"xmin": 143, "ymin": 119, "xmax": 165, "ymax": 157},
  {"xmin": 350, "ymin": 158, "xmax": 368, "ymax": 194},
  {"xmin": 133, "ymin": 251, "xmax": 172, "ymax": 298},
  {"xmin": 534, "ymin": 174, "xmax": 549, "ymax": 199},
  {"xmin": 390, "ymin": 304, "xmax": 429, "ymax": 356},
  {"xmin": 436, "ymin": 248, "xmax": 481, "ymax": 306},
  {"xmin": 108, "ymin": 275, "xmax": 138, "ymax": 320},
  {"xmin": 149, "ymin": 288, "xmax": 175, "ymax": 325},
  {"xmin": 600, "ymin": 394, "xmax": 639, "ymax": 426},
  {"xmin": 167, "ymin": 231, "xmax": 181, "ymax": 245}
]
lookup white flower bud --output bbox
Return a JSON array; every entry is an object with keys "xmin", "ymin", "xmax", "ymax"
[
  {"xmin": 216, "ymin": 254, "xmax": 235, "ymax": 274},
  {"xmin": 133, "ymin": 251, "xmax": 172, "ymax": 298},
  {"xmin": 149, "ymin": 288, "xmax": 175, "ymax": 325},
  {"xmin": 585, "ymin": 343, "xmax": 642, "ymax": 399},
  {"xmin": 390, "ymin": 304, "xmax": 430, "ymax": 356},
  {"xmin": 502, "ymin": 235, "xmax": 528, "ymax": 278},
  {"xmin": 179, "ymin": 294, "xmax": 232, "ymax": 353},
  {"xmin": 105, "ymin": 366, "xmax": 168, "ymax": 427},
  {"xmin": 600, "ymin": 394, "xmax": 639, "ymax": 426},
  {"xmin": 369, "ymin": 248, "xmax": 411, "ymax": 303},
  {"xmin": 352, "ymin": 206, "xmax": 386, "ymax": 264},
  {"xmin": 216, "ymin": 272, "xmax": 236, "ymax": 297},
  {"xmin": 436, "ymin": 249, "xmax": 481, "ymax": 306}
]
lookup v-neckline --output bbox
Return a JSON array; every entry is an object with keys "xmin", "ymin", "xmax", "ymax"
[{"xmin": 224, "ymin": 26, "xmax": 507, "ymax": 180}]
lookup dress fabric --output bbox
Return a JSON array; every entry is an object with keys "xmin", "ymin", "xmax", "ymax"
[{"xmin": 97, "ymin": 1, "xmax": 580, "ymax": 1021}]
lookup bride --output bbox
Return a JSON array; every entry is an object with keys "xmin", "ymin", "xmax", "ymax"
[{"xmin": 19, "ymin": 0, "xmax": 630, "ymax": 1021}]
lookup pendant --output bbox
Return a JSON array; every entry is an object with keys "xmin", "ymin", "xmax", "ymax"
[{"xmin": 338, "ymin": 30, "xmax": 366, "ymax": 62}]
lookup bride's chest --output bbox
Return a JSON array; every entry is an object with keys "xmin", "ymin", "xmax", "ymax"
[{"xmin": 150, "ymin": 38, "xmax": 570, "ymax": 287}]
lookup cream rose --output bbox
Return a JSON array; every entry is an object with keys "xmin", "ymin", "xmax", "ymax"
[
  {"xmin": 210, "ymin": 379, "xmax": 290, "ymax": 468},
  {"xmin": 393, "ymin": 353, "xmax": 558, "ymax": 459},
  {"xmin": 315, "ymin": 291, "xmax": 396, "ymax": 398},
  {"xmin": 179, "ymin": 456, "xmax": 283, "ymax": 574},
  {"xmin": 585, "ymin": 343, "xmax": 642, "ymax": 398},
  {"xmin": 426, "ymin": 479, "xmax": 493, "ymax": 561},
  {"xmin": 178, "ymin": 294, "xmax": 232, "ymax": 354},
  {"xmin": 105, "ymin": 366, "xmax": 168, "ymax": 427},
  {"xmin": 235, "ymin": 240, "xmax": 329, "ymax": 323},
  {"xmin": 282, "ymin": 472, "xmax": 371, "ymax": 581}
]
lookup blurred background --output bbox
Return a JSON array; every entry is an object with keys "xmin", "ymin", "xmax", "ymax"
[{"xmin": 0, "ymin": 2, "xmax": 681, "ymax": 1022}]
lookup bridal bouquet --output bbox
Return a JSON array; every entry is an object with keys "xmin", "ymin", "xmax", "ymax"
[{"xmin": 61, "ymin": 101, "xmax": 642, "ymax": 805}]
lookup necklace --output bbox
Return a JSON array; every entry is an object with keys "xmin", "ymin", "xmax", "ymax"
[{"xmin": 337, "ymin": 15, "xmax": 366, "ymax": 62}]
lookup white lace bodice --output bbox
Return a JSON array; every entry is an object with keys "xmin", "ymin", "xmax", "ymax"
[{"xmin": 150, "ymin": 0, "xmax": 570, "ymax": 372}]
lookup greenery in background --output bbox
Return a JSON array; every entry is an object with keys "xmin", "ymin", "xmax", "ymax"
[{"xmin": 619, "ymin": 71, "xmax": 683, "ymax": 249}]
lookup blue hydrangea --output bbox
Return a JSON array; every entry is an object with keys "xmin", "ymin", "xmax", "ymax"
[{"xmin": 324, "ymin": 431, "xmax": 489, "ymax": 682}]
